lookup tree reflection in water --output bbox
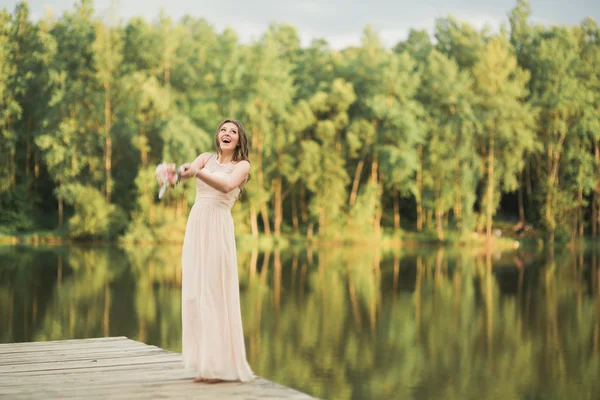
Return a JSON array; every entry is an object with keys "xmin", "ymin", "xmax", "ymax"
[{"xmin": 1, "ymin": 244, "xmax": 599, "ymax": 399}]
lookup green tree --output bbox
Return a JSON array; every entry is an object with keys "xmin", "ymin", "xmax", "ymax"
[
  {"xmin": 35, "ymin": 0, "xmax": 97, "ymax": 229},
  {"xmin": 299, "ymin": 79, "xmax": 355, "ymax": 238},
  {"xmin": 529, "ymin": 27, "xmax": 595, "ymax": 241},
  {"xmin": 573, "ymin": 19, "xmax": 600, "ymax": 238},
  {"xmin": 92, "ymin": 6, "xmax": 123, "ymax": 202},
  {"xmin": 435, "ymin": 16, "xmax": 487, "ymax": 70},
  {"xmin": 418, "ymin": 49, "xmax": 477, "ymax": 238},
  {"xmin": 0, "ymin": 9, "xmax": 20, "ymax": 192},
  {"xmin": 243, "ymin": 26, "xmax": 296, "ymax": 237},
  {"xmin": 393, "ymin": 28, "xmax": 433, "ymax": 63},
  {"xmin": 366, "ymin": 51, "xmax": 423, "ymax": 235},
  {"xmin": 336, "ymin": 28, "xmax": 400, "ymax": 237},
  {"xmin": 471, "ymin": 36, "xmax": 536, "ymax": 240}
]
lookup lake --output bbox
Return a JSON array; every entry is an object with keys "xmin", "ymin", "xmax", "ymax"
[{"xmin": 1, "ymin": 243, "xmax": 599, "ymax": 400}]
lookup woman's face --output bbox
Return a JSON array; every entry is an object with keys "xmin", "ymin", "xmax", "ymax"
[{"xmin": 218, "ymin": 122, "xmax": 240, "ymax": 153}]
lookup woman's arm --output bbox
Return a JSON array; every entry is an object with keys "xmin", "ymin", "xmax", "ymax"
[
  {"xmin": 195, "ymin": 160, "xmax": 250, "ymax": 193},
  {"xmin": 179, "ymin": 153, "xmax": 212, "ymax": 180}
]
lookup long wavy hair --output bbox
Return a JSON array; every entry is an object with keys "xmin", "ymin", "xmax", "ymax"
[
  {"xmin": 214, "ymin": 119, "xmax": 251, "ymax": 194},
  {"xmin": 215, "ymin": 119, "xmax": 249, "ymax": 163}
]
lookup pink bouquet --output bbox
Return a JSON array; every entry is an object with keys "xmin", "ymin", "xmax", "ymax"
[{"xmin": 155, "ymin": 162, "xmax": 181, "ymax": 199}]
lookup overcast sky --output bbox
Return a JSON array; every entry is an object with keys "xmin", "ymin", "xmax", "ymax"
[{"xmin": 3, "ymin": 0, "xmax": 599, "ymax": 48}]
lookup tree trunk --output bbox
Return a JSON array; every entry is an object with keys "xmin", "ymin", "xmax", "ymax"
[
  {"xmin": 370, "ymin": 151, "xmax": 380, "ymax": 235},
  {"xmin": 250, "ymin": 205, "xmax": 259, "ymax": 237},
  {"xmin": 416, "ymin": 145, "xmax": 423, "ymax": 231},
  {"xmin": 26, "ymin": 115, "xmax": 32, "ymax": 177},
  {"xmin": 434, "ymin": 178, "xmax": 444, "ymax": 240},
  {"xmin": 260, "ymin": 202, "xmax": 271, "ymax": 236},
  {"xmin": 393, "ymin": 184, "xmax": 400, "ymax": 231},
  {"xmin": 436, "ymin": 209, "xmax": 444, "ymax": 240},
  {"xmin": 58, "ymin": 196, "xmax": 64, "ymax": 229},
  {"xmin": 593, "ymin": 192, "xmax": 597, "ymax": 240},
  {"xmin": 291, "ymin": 252, "xmax": 299, "ymax": 290},
  {"xmin": 300, "ymin": 183, "xmax": 308, "ymax": 224},
  {"xmin": 10, "ymin": 149, "xmax": 15, "ymax": 189},
  {"xmin": 371, "ymin": 151, "xmax": 378, "ymax": 185},
  {"xmin": 292, "ymin": 193, "xmax": 299, "ymax": 234},
  {"xmin": 34, "ymin": 149, "xmax": 39, "ymax": 193},
  {"xmin": 595, "ymin": 143, "xmax": 600, "ymax": 240},
  {"xmin": 319, "ymin": 184, "xmax": 328, "ymax": 236},
  {"xmin": 597, "ymin": 195, "xmax": 600, "ymax": 241},
  {"xmin": 598, "ymin": 200, "xmax": 600, "ymax": 240},
  {"xmin": 486, "ymin": 128, "xmax": 495, "ymax": 242},
  {"xmin": 518, "ymin": 170, "xmax": 525, "ymax": 225},
  {"xmin": 104, "ymin": 83, "xmax": 112, "ymax": 203},
  {"xmin": 548, "ymin": 229, "xmax": 555, "ymax": 245},
  {"xmin": 349, "ymin": 157, "xmax": 365, "ymax": 206},
  {"xmin": 57, "ymin": 254, "xmax": 63, "ymax": 289},
  {"xmin": 393, "ymin": 254, "xmax": 400, "ymax": 296},
  {"xmin": 545, "ymin": 127, "xmax": 568, "ymax": 243},
  {"xmin": 526, "ymin": 160, "xmax": 533, "ymax": 213},
  {"xmin": 570, "ymin": 213, "xmax": 577, "ymax": 244},
  {"xmin": 454, "ymin": 185, "xmax": 462, "ymax": 229},
  {"xmin": 578, "ymin": 188, "xmax": 584, "ymax": 238},
  {"xmin": 307, "ymin": 222, "xmax": 314, "ymax": 241},
  {"xmin": 273, "ymin": 177, "xmax": 282, "ymax": 237},
  {"xmin": 140, "ymin": 119, "xmax": 148, "ymax": 167},
  {"xmin": 374, "ymin": 170, "xmax": 383, "ymax": 237}
]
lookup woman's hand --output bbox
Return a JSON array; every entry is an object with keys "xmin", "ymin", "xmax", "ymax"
[
  {"xmin": 178, "ymin": 153, "xmax": 212, "ymax": 180},
  {"xmin": 179, "ymin": 163, "xmax": 196, "ymax": 179},
  {"xmin": 179, "ymin": 163, "xmax": 190, "ymax": 173}
]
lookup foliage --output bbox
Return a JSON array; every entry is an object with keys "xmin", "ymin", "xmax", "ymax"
[{"xmin": 0, "ymin": 1, "xmax": 599, "ymax": 244}]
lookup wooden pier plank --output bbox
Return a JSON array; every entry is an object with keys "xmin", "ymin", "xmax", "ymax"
[
  {"xmin": 0, "ymin": 347, "xmax": 169, "ymax": 365},
  {"xmin": 0, "ymin": 338, "xmax": 148, "ymax": 355},
  {"xmin": 0, "ymin": 337, "xmax": 129, "ymax": 349},
  {"xmin": 0, "ymin": 337, "xmax": 317, "ymax": 400}
]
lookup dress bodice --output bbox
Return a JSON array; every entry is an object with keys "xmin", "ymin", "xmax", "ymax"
[{"xmin": 194, "ymin": 154, "xmax": 240, "ymax": 210}]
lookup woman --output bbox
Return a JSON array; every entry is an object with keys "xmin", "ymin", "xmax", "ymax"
[{"xmin": 178, "ymin": 119, "xmax": 254, "ymax": 384}]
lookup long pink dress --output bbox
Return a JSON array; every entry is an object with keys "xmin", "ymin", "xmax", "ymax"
[{"xmin": 181, "ymin": 154, "xmax": 254, "ymax": 382}]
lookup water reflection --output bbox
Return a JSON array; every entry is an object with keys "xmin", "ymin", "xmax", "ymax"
[{"xmin": 1, "ymin": 244, "xmax": 599, "ymax": 400}]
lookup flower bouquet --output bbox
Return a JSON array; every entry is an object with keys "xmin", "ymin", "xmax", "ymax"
[{"xmin": 155, "ymin": 162, "xmax": 181, "ymax": 199}]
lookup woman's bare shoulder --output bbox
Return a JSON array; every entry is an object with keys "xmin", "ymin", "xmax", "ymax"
[
  {"xmin": 234, "ymin": 159, "xmax": 250, "ymax": 169},
  {"xmin": 197, "ymin": 152, "xmax": 214, "ymax": 162}
]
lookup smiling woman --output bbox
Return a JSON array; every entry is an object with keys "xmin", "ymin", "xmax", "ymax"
[
  {"xmin": 176, "ymin": 119, "xmax": 253, "ymax": 384},
  {"xmin": 179, "ymin": 121, "xmax": 251, "ymax": 194}
]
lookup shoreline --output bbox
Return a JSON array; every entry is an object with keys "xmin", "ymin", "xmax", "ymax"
[{"xmin": 0, "ymin": 229, "xmax": 552, "ymax": 251}]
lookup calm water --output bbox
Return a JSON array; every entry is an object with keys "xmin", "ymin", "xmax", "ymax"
[{"xmin": 1, "ymin": 243, "xmax": 599, "ymax": 400}]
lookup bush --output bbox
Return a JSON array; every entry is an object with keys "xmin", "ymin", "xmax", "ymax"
[
  {"xmin": 0, "ymin": 183, "xmax": 36, "ymax": 232},
  {"xmin": 61, "ymin": 184, "xmax": 127, "ymax": 240}
]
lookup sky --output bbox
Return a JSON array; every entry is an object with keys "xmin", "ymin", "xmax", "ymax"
[{"xmin": 3, "ymin": 0, "xmax": 599, "ymax": 48}]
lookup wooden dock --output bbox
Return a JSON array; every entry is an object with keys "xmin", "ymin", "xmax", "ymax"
[{"xmin": 0, "ymin": 337, "xmax": 317, "ymax": 399}]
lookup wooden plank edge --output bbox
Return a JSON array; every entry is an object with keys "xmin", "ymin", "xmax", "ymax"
[{"xmin": 0, "ymin": 336, "xmax": 129, "ymax": 348}]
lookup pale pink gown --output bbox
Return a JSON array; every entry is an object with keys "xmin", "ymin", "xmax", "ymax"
[{"xmin": 181, "ymin": 154, "xmax": 254, "ymax": 382}]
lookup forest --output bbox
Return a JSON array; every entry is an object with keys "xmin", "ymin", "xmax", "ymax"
[{"xmin": 0, "ymin": 0, "xmax": 598, "ymax": 244}]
